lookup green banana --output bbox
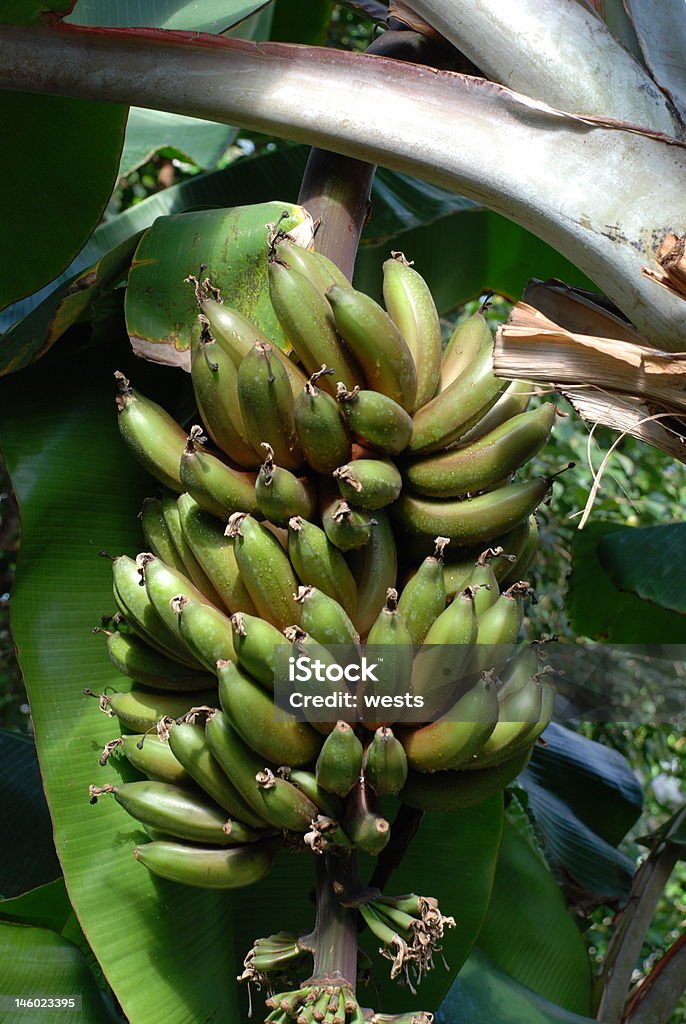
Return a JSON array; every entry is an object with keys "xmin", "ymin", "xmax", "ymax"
[
  {"xmin": 159, "ymin": 494, "xmax": 223, "ymax": 605},
  {"xmin": 500, "ymin": 516, "xmax": 539, "ymax": 590},
  {"xmin": 392, "ymin": 478, "xmax": 551, "ymax": 545},
  {"xmin": 327, "ymin": 285, "xmax": 417, "ymax": 412},
  {"xmin": 119, "ymin": 733, "xmax": 192, "ymax": 787},
  {"xmin": 167, "ymin": 720, "xmax": 265, "ymax": 827},
  {"xmin": 269, "ymin": 259, "xmax": 365, "ymax": 395},
  {"xmin": 205, "ymin": 710, "xmax": 276, "ymax": 820},
  {"xmin": 190, "ymin": 315, "xmax": 260, "ymax": 468},
  {"xmin": 102, "ymin": 629, "xmax": 214, "ymax": 691},
  {"xmin": 408, "ymin": 327, "xmax": 506, "ymax": 454},
  {"xmin": 343, "ymin": 780, "xmax": 390, "ymax": 856},
  {"xmin": 230, "ymin": 610, "xmax": 288, "ymax": 690},
  {"xmin": 497, "ymin": 646, "xmax": 542, "ymax": 701},
  {"xmin": 476, "ymin": 581, "xmax": 530, "ymax": 646},
  {"xmin": 382, "ymin": 253, "xmax": 441, "ymax": 410},
  {"xmin": 321, "ymin": 497, "xmax": 375, "ymax": 552},
  {"xmin": 217, "ymin": 659, "xmax": 322, "ymax": 767},
  {"xmin": 295, "ymin": 586, "xmax": 360, "ymax": 648},
  {"xmin": 403, "ymin": 404, "xmax": 555, "ymax": 499},
  {"xmin": 255, "ymin": 768, "xmax": 320, "ymax": 832},
  {"xmin": 201, "ymin": 298, "xmax": 307, "ymax": 397},
  {"xmin": 315, "ymin": 722, "xmax": 363, "ymax": 797},
  {"xmin": 458, "ymin": 379, "xmax": 532, "ymax": 443},
  {"xmin": 333, "ymin": 459, "xmax": 402, "ymax": 511},
  {"xmin": 140, "ymin": 497, "xmax": 187, "ymax": 574},
  {"xmin": 138, "ymin": 552, "xmax": 215, "ymax": 644},
  {"xmin": 294, "ymin": 368, "xmax": 352, "ymax": 475},
  {"xmin": 465, "ymin": 674, "xmax": 543, "ymax": 769},
  {"xmin": 397, "ymin": 537, "xmax": 449, "ymax": 645},
  {"xmin": 287, "ymin": 516, "xmax": 358, "ymax": 619},
  {"xmin": 90, "ymin": 780, "xmax": 255, "ymax": 846},
  {"xmin": 134, "ymin": 838, "xmax": 277, "ymax": 889},
  {"xmin": 172, "ymin": 595, "xmax": 236, "ymax": 671},
  {"xmin": 412, "ymin": 588, "xmax": 478, "ymax": 718},
  {"xmin": 179, "ymin": 426, "xmax": 259, "ymax": 520},
  {"xmin": 399, "ymin": 676, "xmax": 499, "ymax": 773},
  {"xmin": 103, "ymin": 687, "xmax": 215, "ymax": 734},
  {"xmin": 400, "ymin": 744, "xmax": 532, "ymax": 811},
  {"xmin": 273, "ymin": 238, "xmax": 350, "ymax": 295},
  {"xmin": 347, "ymin": 509, "xmax": 397, "ymax": 637},
  {"xmin": 176, "ymin": 493, "xmax": 257, "ymax": 615},
  {"xmin": 363, "ymin": 588, "xmax": 414, "ymax": 729},
  {"xmin": 226, "ymin": 513, "xmax": 300, "ymax": 629},
  {"xmin": 255, "ymin": 443, "xmax": 316, "ymax": 526},
  {"xmin": 283, "ymin": 768, "xmax": 344, "ymax": 821},
  {"xmin": 335, "ymin": 385, "xmax": 413, "ymax": 455},
  {"xmin": 364, "ymin": 727, "xmax": 408, "ymax": 795},
  {"xmin": 438, "ymin": 310, "xmax": 489, "ymax": 392},
  {"xmin": 114, "ymin": 372, "xmax": 186, "ymax": 492},
  {"xmin": 112, "ymin": 555, "xmax": 198, "ymax": 665},
  {"xmin": 469, "ymin": 548, "xmax": 504, "ymax": 616},
  {"xmin": 237, "ymin": 342, "xmax": 304, "ymax": 470}
]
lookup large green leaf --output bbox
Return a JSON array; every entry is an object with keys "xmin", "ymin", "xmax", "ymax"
[
  {"xmin": 0, "ymin": 921, "xmax": 120, "ymax": 1024},
  {"xmin": 0, "ymin": 731, "xmax": 61, "ymax": 898},
  {"xmin": 118, "ymin": 110, "xmax": 238, "ymax": 177},
  {"xmin": 1, "ymin": 879, "xmax": 73, "ymax": 934},
  {"xmin": 1, "ymin": 1, "xmax": 77, "ymax": 25},
  {"xmin": 598, "ymin": 523, "xmax": 686, "ymax": 615},
  {"xmin": 437, "ymin": 948, "xmax": 596, "ymax": 1024},
  {"xmin": 567, "ymin": 522, "xmax": 686, "ymax": 642},
  {"xmin": 477, "ymin": 820, "xmax": 592, "ymax": 1014},
  {"xmin": 65, "ymin": 0, "xmax": 269, "ymax": 32},
  {"xmin": 0, "ymin": 92, "xmax": 127, "ymax": 312},
  {"xmin": 124, "ymin": 201, "xmax": 311, "ymax": 365}
]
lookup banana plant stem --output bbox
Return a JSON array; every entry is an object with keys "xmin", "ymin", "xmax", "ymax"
[{"xmin": 306, "ymin": 852, "xmax": 359, "ymax": 986}]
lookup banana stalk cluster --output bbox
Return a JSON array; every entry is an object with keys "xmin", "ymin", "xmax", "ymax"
[{"xmin": 90, "ymin": 234, "xmax": 559, "ymax": 1009}]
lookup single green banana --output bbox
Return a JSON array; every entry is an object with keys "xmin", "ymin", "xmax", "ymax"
[
  {"xmin": 397, "ymin": 537, "xmax": 449, "ymax": 645},
  {"xmin": 408, "ymin": 328, "xmax": 506, "ymax": 454},
  {"xmin": 134, "ymin": 838, "xmax": 277, "ymax": 888},
  {"xmin": 438, "ymin": 311, "xmax": 488, "ymax": 391},
  {"xmin": 321, "ymin": 497, "xmax": 375, "ymax": 552},
  {"xmin": 90, "ymin": 780, "xmax": 256, "ymax": 845},
  {"xmin": 168, "ymin": 720, "xmax": 266, "ymax": 827},
  {"xmin": 465, "ymin": 675, "xmax": 543, "ymax": 769},
  {"xmin": 333, "ymin": 459, "xmax": 402, "ymax": 511},
  {"xmin": 172, "ymin": 595, "xmax": 236, "ymax": 671},
  {"xmin": 470, "ymin": 548, "xmax": 504, "ymax": 616},
  {"xmin": 227, "ymin": 513, "xmax": 301, "ymax": 629},
  {"xmin": 103, "ymin": 629, "xmax": 214, "ymax": 691},
  {"xmin": 458, "ymin": 379, "xmax": 532, "ymax": 443},
  {"xmin": 176, "ymin": 493, "xmax": 257, "ymax": 615},
  {"xmin": 273, "ymin": 238, "xmax": 350, "ymax": 294},
  {"xmin": 237, "ymin": 342, "xmax": 304, "ymax": 470},
  {"xmin": 179, "ymin": 426, "xmax": 259, "ymax": 520},
  {"xmin": 140, "ymin": 497, "xmax": 187, "ymax": 573},
  {"xmin": 104, "ymin": 687, "xmax": 215, "ymax": 734},
  {"xmin": 112, "ymin": 555, "xmax": 199, "ymax": 665},
  {"xmin": 201, "ymin": 298, "xmax": 307, "ymax": 397},
  {"xmin": 269, "ymin": 259, "xmax": 365, "ymax": 395},
  {"xmin": 255, "ymin": 768, "xmax": 320, "ymax": 832},
  {"xmin": 364, "ymin": 727, "xmax": 408, "ymax": 795},
  {"xmin": 347, "ymin": 510, "xmax": 397, "ymax": 637},
  {"xmin": 500, "ymin": 516, "xmax": 539, "ymax": 589},
  {"xmin": 400, "ymin": 744, "xmax": 532, "ymax": 811},
  {"xmin": 205, "ymin": 710, "xmax": 276, "ymax": 819},
  {"xmin": 190, "ymin": 316, "xmax": 260, "ymax": 467},
  {"xmin": 497, "ymin": 646, "xmax": 542, "ymax": 701},
  {"xmin": 392, "ymin": 478, "xmax": 551, "ymax": 545},
  {"xmin": 230, "ymin": 610, "xmax": 288, "ymax": 690},
  {"xmin": 217, "ymin": 659, "xmax": 322, "ymax": 767},
  {"xmin": 382, "ymin": 253, "xmax": 441, "ymax": 410},
  {"xmin": 159, "ymin": 494, "xmax": 223, "ymax": 605},
  {"xmin": 473, "ymin": 581, "xmax": 531, "ymax": 678},
  {"xmin": 294, "ymin": 368, "xmax": 352, "ymax": 475},
  {"xmin": 255, "ymin": 443, "xmax": 316, "ymax": 526},
  {"xmin": 284, "ymin": 768, "xmax": 344, "ymax": 821},
  {"xmin": 343, "ymin": 780, "xmax": 390, "ymax": 855},
  {"xmin": 315, "ymin": 722, "xmax": 363, "ymax": 797},
  {"xmin": 288, "ymin": 516, "xmax": 357, "ymax": 619},
  {"xmin": 363, "ymin": 589, "xmax": 414, "ymax": 729},
  {"xmin": 138, "ymin": 552, "xmax": 215, "ymax": 644},
  {"xmin": 335, "ymin": 385, "xmax": 413, "ymax": 455},
  {"xmin": 119, "ymin": 733, "xmax": 192, "ymax": 787},
  {"xmin": 327, "ymin": 285, "xmax": 417, "ymax": 411},
  {"xmin": 412, "ymin": 588, "xmax": 478, "ymax": 718},
  {"xmin": 400, "ymin": 676, "xmax": 499, "ymax": 773},
  {"xmin": 403, "ymin": 404, "xmax": 555, "ymax": 500},
  {"xmin": 295, "ymin": 586, "xmax": 360, "ymax": 649},
  {"xmin": 114, "ymin": 372, "xmax": 186, "ymax": 492}
]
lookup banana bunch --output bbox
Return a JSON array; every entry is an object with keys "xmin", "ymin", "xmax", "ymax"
[{"xmin": 91, "ymin": 235, "xmax": 560, "ymax": 1013}]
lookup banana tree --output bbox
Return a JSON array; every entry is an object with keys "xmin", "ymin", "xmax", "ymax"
[{"xmin": 1, "ymin": 3, "xmax": 685, "ymax": 1024}]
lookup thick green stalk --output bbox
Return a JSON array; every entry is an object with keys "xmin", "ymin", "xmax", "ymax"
[{"xmin": 307, "ymin": 853, "xmax": 358, "ymax": 985}]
